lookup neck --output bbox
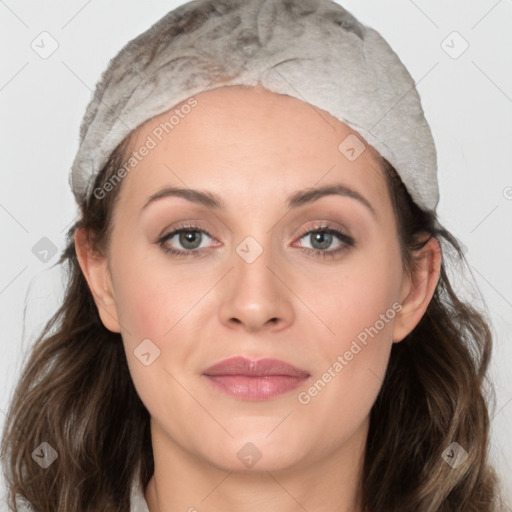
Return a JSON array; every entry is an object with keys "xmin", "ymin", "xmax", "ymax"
[{"xmin": 144, "ymin": 419, "xmax": 367, "ymax": 512}]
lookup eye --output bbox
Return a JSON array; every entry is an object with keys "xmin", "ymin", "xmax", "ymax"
[
  {"xmin": 156, "ymin": 222, "xmax": 355, "ymax": 259},
  {"xmin": 294, "ymin": 223, "xmax": 355, "ymax": 258},
  {"xmin": 157, "ymin": 224, "xmax": 215, "ymax": 257}
]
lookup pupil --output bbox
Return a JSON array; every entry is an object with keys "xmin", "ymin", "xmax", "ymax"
[
  {"xmin": 312, "ymin": 232, "xmax": 331, "ymax": 250},
  {"xmin": 180, "ymin": 230, "xmax": 201, "ymax": 249}
]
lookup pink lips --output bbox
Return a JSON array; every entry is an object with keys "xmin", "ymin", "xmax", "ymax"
[{"xmin": 203, "ymin": 356, "xmax": 310, "ymax": 400}]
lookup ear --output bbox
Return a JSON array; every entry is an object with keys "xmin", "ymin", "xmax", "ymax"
[
  {"xmin": 393, "ymin": 235, "xmax": 442, "ymax": 343},
  {"xmin": 74, "ymin": 227, "xmax": 121, "ymax": 333}
]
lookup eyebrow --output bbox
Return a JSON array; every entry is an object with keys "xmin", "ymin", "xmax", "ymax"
[{"xmin": 141, "ymin": 184, "xmax": 376, "ymax": 217}]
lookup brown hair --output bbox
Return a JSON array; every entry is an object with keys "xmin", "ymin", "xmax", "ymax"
[{"xmin": 1, "ymin": 137, "xmax": 503, "ymax": 511}]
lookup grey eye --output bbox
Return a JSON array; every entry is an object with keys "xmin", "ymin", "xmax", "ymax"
[
  {"xmin": 178, "ymin": 230, "xmax": 203, "ymax": 250},
  {"xmin": 309, "ymin": 231, "xmax": 334, "ymax": 250}
]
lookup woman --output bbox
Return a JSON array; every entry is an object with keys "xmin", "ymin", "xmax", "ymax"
[{"xmin": 1, "ymin": 0, "xmax": 503, "ymax": 510}]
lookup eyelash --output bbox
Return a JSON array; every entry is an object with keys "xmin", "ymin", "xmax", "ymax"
[{"xmin": 156, "ymin": 222, "xmax": 355, "ymax": 259}]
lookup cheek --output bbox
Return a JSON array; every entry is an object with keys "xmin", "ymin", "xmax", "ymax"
[
  {"xmin": 111, "ymin": 245, "xmax": 204, "ymax": 344},
  {"xmin": 109, "ymin": 252, "xmax": 204, "ymax": 409},
  {"xmin": 300, "ymin": 240, "xmax": 403, "ymax": 354},
  {"xmin": 293, "ymin": 241, "xmax": 402, "ymax": 419}
]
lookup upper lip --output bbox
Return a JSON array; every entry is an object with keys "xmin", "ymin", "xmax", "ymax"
[{"xmin": 203, "ymin": 356, "xmax": 310, "ymax": 378}]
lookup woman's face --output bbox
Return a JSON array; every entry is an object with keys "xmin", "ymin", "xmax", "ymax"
[{"xmin": 84, "ymin": 85, "xmax": 420, "ymax": 473}]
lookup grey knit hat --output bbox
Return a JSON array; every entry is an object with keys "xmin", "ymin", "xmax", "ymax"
[{"xmin": 69, "ymin": 0, "xmax": 439, "ymax": 212}]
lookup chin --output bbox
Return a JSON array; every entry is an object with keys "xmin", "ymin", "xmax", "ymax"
[{"xmin": 193, "ymin": 430, "xmax": 312, "ymax": 474}]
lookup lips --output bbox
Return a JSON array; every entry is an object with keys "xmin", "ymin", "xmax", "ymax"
[{"xmin": 203, "ymin": 356, "xmax": 310, "ymax": 400}]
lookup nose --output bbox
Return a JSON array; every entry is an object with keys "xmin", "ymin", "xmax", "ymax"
[{"xmin": 217, "ymin": 238, "xmax": 295, "ymax": 333}]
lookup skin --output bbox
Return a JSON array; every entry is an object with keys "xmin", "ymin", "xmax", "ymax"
[{"xmin": 75, "ymin": 84, "xmax": 441, "ymax": 512}]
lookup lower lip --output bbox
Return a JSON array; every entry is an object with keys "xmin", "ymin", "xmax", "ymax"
[{"xmin": 204, "ymin": 375, "xmax": 309, "ymax": 400}]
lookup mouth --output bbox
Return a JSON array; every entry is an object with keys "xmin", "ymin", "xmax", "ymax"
[{"xmin": 202, "ymin": 356, "xmax": 311, "ymax": 400}]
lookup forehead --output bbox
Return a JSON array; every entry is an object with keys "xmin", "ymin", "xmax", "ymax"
[{"xmin": 115, "ymin": 85, "xmax": 390, "ymax": 218}]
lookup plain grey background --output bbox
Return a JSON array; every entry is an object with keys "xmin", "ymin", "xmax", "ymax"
[{"xmin": 1, "ymin": 0, "xmax": 511, "ymax": 507}]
